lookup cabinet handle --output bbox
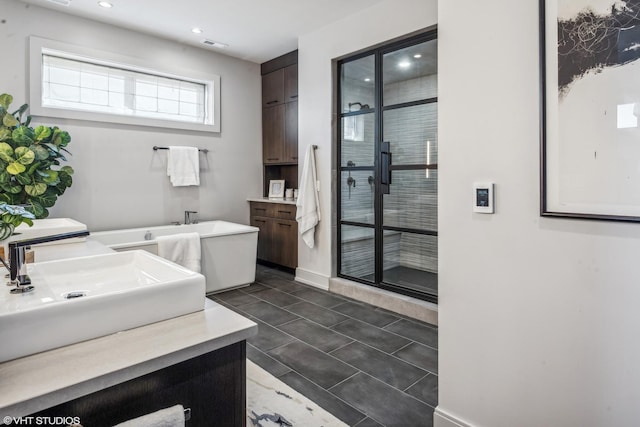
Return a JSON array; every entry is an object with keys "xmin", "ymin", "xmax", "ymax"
[
  {"xmin": 278, "ymin": 223, "xmax": 292, "ymax": 227},
  {"xmin": 266, "ymin": 100, "xmax": 279, "ymax": 105},
  {"xmin": 255, "ymin": 208, "xmax": 267, "ymax": 211},
  {"xmin": 292, "ymin": 156, "xmax": 298, "ymax": 160},
  {"xmin": 290, "ymin": 95, "xmax": 298, "ymax": 99},
  {"xmin": 278, "ymin": 210, "xmax": 292, "ymax": 215},
  {"xmin": 267, "ymin": 157, "xmax": 280, "ymax": 161},
  {"xmin": 254, "ymin": 220, "xmax": 266, "ymax": 223}
]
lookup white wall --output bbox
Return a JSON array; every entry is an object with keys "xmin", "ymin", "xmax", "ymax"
[
  {"xmin": 296, "ymin": 0, "xmax": 437, "ymax": 287},
  {"xmin": 0, "ymin": 0, "xmax": 262, "ymax": 231},
  {"xmin": 437, "ymin": 1, "xmax": 640, "ymax": 426}
]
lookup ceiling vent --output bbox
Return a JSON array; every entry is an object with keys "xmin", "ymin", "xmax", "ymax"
[
  {"xmin": 47, "ymin": 0, "xmax": 71, "ymax": 6},
  {"xmin": 201, "ymin": 39, "xmax": 228, "ymax": 49}
]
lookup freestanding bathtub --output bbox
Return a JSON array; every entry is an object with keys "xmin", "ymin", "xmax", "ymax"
[{"xmin": 90, "ymin": 221, "xmax": 258, "ymax": 293}]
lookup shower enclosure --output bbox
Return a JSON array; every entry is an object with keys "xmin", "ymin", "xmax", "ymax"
[{"xmin": 337, "ymin": 31, "xmax": 438, "ymax": 303}]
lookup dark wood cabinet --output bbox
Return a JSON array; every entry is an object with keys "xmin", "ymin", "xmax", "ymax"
[
  {"xmin": 284, "ymin": 101, "xmax": 298, "ymax": 162},
  {"xmin": 262, "ymin": 69, "xmax": 284, "ymax": 108},
  {"xmin": 262, "ymin": 57, "xmax": 298, "ymax": 165},
  {"xmin": 250, "ymin": 201, "xmax": 297, "ymax": 269},
  {"xmin": 284, "ymin": 64, "xmax": 298, "ymax": 102},
  {"xmin": 262, "ymin": 104, "xmax": 285, "ymax": 163}
]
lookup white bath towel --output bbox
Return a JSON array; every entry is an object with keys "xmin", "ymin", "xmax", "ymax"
[
  {"xmin": 113, "ymin": 404, "xmax": 185, "ymax": 427},
  {"xmin": 296, "ymin": 145, "xmax": 320, "ymax": 248},
  {"xmin": 167, "ymin": 146, "xmax": 200, "ymax": 187},
  {"xmin": 157, "ymin": 232, "xmax": 201, "ymax": 273}
]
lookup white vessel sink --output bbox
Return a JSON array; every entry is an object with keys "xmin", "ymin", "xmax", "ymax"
[{"xmin": 0, "ymin": 250, "xmax": 205, "ymax": 362}]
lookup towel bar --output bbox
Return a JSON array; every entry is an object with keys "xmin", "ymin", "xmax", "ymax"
[{"xmin": 153, "ymin": 145, "xmax": 209, "ymax": 154}]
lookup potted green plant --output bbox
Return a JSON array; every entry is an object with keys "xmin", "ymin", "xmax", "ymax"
[
  {"xmin": 0, "ymin": 202, "xmax": 35, "ymax": 240},
  {"xmin": 0, "ymin": 93, "xmax": 74, "ymax": 219}
]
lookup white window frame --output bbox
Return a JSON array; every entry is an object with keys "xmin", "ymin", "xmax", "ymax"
[{"xmin": 29, "ymin": 36, "xmax": 221, "ymax": 133}]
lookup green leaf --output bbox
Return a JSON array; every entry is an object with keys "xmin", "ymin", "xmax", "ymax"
[
  {"xmin": 1, "ymin": 182, "xmax": 22, "ymax": 194},
  {"xmin": 6, "ymin": 162, "xmax": 26, "ymax": 175},
  {"xmin": 29, "ymin": 145, "xmax": 49, "ymax": 161},
  {"xmin": 42, "ymin": 170, "xmax": 59, "ymax": 185},
  {"xmin": 0, "ymin": 143, "xmax": 13, "ymax": 163},
  {"xmin": 14, "ymin": 147, "xmax": 35, "ymax": 165},
  {"xmin": 27, "ymin": 200, "xmax": 44, "ymax": 217},
  {"xmin": 15, "ymin": 173, "xmax": 31, "ymax": 185},
  {"xmin": 59, "ymin": 172, "xmax": 72, "ymax": 188},
  {"xmin": 0, "ymin": 128, "xmax": 10, "ymax": 142},
  {"xmin": 61, "ymin": 166, "xmax": 74, "ymax": 175},
  {"xmin": 12, "ymin": 127, "xmax": 35, "ymax": 145},
  {"xmin": 41, "ymin": 208, "xmax": 50, "ymax": 219},
  {"xmin": 3, "ymin": 114, "xmax": 18, "ymax": 128},
  {"xmin": 0, "ymin": 171, "xmax": 9, "ymax": 183},
  {"xmin": 37, "ymin": 190, "xmax": 58, "ymax": 208},
  {"xmin": 0, "ymin": 94, "xmax": 13, "ymax": 110},
  {"xmin": 12, "ymin": 103, "xmax": 28, "ymax": 116},
  {"xmin": 24, "ymin": 116, "xmax": 31, "ymax": 127},
  {"xmin": 42, "ymin": 142, "xmax": 59, "ymax": 153},
  {"xmin": 34, "ymin": 126, "xmax": 52, "ymax": 142},
  {"xmin": 53, "ymin": 130, "xmax": 71, "ymax": 147},
  {"xmin": 27, "ymin": 161, "xmax": 41, "ymax": 175},
  {"xmin": 25, "ymin": 182, "xmax": 47, "ymax": 196}
]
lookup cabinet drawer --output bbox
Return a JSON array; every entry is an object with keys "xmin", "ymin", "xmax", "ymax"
[
  {"xmin": 251, "ymin": 202, "xmax": 275, "ymax": 217},
  {"xmin": 273, "ymin": 205, "xmax": 296, "ymax": 220}
]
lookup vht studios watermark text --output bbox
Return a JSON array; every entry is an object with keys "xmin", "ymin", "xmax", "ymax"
[{"xmin": 2, "ymin": 416, "xmax": 81, "ymax": 426}]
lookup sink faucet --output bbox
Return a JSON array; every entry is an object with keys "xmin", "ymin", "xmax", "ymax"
[
  {"xmin": 184, "ymin": 210, "xmax": 198, "ymax": 225},
  {"xmin": 6, "ymin": 230, "xmax": 90, "ymax": 294}
]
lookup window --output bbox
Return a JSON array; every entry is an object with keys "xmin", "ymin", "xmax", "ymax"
[{"xmin": 30, "ymin": 37, "xmax": 220, "ymax": 132}]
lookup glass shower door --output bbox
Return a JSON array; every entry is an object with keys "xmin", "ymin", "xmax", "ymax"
[
  {"xmin": 339, "ymin": 54, "xmax": 377, "ymax": 281},
  {"xmin": 337, "ymin": 32, "xmax": 438, "ymax": 302}
]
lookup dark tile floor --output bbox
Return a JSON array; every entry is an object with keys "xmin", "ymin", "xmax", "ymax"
[{"xmin": 207, "ymin": 264, "xmax": 438, "ymax": 427}]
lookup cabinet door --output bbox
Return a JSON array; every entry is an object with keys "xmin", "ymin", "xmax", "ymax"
[
  {"xmin": 284, "ymin": 101, "xmax": 298, "ymax": 163},
  {"xmin": 284, "ymin": 64, "xmax": 298, "ymax": 103},
  {"xmin": 274, "ymin": 220, "xmax": 298, "ymax": 269},
  {"xmin": 262, "ymin": 69, "xmax": 284, "ymax": 108},
  {"xmin": 263, "ymin": 105, "xmax": 285, "ymax": 163},
  {"xmin": 251, "ymin": 217, "xmax": 273, "ymax": 263}
]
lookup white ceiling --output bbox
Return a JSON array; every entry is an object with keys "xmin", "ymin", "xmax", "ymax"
[{"xmin": 21, "ymin": 0, "xmax": 386, "ymax": 64}]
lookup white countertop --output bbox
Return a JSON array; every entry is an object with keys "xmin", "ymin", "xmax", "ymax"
[
  {"xmin": 0, "ymin": 240, "xmax": 257, "ymax": 417},
  {"xmin": 247, "ymin": 197, "xmax": 297, "ymax": 205}
]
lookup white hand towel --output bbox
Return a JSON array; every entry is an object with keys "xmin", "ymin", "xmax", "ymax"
[
  {"xmin": 112, "ymin": 404, "xmax": 185, "ymax": 427},
  {"xmin": 157, "ymin": 232, "xmax": 201, "ymax": 273},
  {"xmin": 296, "ymin": 145, "xmax": 321, "ymax": 248},
  {"xmin": 167, "ymin": 146, "xmax": 200, "ymax": 187}
]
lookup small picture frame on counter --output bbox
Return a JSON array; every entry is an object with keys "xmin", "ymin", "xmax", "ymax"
[{"xmin": 268, "ymin": 180, "xmax": 285, "ymax": 198}]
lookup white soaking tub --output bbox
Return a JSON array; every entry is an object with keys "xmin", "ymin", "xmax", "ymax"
[{"xmin": 91, "ymin": 221, "xmax": 258, "ymax": 293}]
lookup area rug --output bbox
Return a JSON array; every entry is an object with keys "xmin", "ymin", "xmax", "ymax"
[{"xmin": 246, "ymin": 360, "xmax": 347, "ymax": 427}]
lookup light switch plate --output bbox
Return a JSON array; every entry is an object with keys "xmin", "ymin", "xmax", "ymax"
[{"xmin": 473, "ymin": 182, "xmax": 494, "ymax": 213}]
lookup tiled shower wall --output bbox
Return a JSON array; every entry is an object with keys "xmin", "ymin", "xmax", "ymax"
[{"xmin": 339, "ymin": 75, "xmax": 438, "ymax": 276}]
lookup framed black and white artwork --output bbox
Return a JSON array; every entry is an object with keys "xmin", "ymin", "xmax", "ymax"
[{"xmin": 540, "ymin": 0, "xmax": 640, "ymax": 221}]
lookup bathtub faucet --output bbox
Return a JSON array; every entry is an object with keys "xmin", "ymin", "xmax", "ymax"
[
  {"xmin": 184, "ymin": 210, "xmax": 198, "ymax": 225},
  {"xmin": 6, "ymin": 230, "xmax": 91, "ymax": 294}
]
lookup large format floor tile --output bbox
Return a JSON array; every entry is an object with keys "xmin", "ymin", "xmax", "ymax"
[
  {"xmin": 279, "ymin": 318, "xmax": 353, "ymax": 352},
  {"xmin": 330, "ymin": 341, "xmax": 427, "ymax": 390},
  {"xmin": 330, "ymin": 373, "xmax": 435, "ymax": 427},
  {"xmin": 268, "ymin": 340, "xmax": 358, "ymax": 389},
  {"xmin": 332, "ymin": 318, "xmax": 411, "ymax": 354},
  {"xmin": 213, "ymin": 264, "xmax": 439, "ymax": 427}
]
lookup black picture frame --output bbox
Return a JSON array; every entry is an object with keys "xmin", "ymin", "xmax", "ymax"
[{"xmin": 540, "ymin": 0, "xmax": 640, "ymax": 222}]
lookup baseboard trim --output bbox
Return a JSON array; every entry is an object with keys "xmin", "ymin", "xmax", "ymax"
[
  {"xmin": 434, "ymin": 407, "xmax": 473, "ymax": 427},
  {"xmin": 294, "ymin": 268, "xmax": 330, "ymax": 290},
  {"xmin": 329, "ymin": 277, "xmax": 438, "ymax": 326}
]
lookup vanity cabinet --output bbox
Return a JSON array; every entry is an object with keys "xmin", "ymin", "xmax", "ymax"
[
  {"xmin": 262, "ymin": 62, "xmax": 298, "ymax": 164},
  {"xmin": 250, "ymin": 201, "xmax": 297, "ymax": 269}
]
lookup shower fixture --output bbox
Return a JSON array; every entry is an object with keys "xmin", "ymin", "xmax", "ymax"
[{"xmin": 348, "ymin": 102, "xmax": 370, "ymax": 111}]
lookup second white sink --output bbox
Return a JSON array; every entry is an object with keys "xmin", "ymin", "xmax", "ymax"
[{"xmin": 0, "ymin": 250, "xmax": 205, "ymax": 363}]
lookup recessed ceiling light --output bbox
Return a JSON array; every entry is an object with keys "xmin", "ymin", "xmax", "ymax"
[
  {"xmin": 46, "ymin": 0, "xmax": 71, "ymax": 6},
  {"xmin": 398, "ymin": 61, "xmax": 411, "ymax": 69},
  {"xmin": 191, "ymin": 27, "xmax": 204, "ymax": 34},
  {"xmin": 364, "ymin": 78, "xmax": 371, "ymax": 82},
  {"xmin": 97, "ymin": 1, "xmax": 112, "ymax": 8},
  {"xmin": 413, "ymin": 54, "xmax": 422, "ymax": 59}
]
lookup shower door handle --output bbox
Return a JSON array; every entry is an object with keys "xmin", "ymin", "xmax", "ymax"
[{"xmin": 380, "ymin": 141, "xmax": 392, "ymax": 194}]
